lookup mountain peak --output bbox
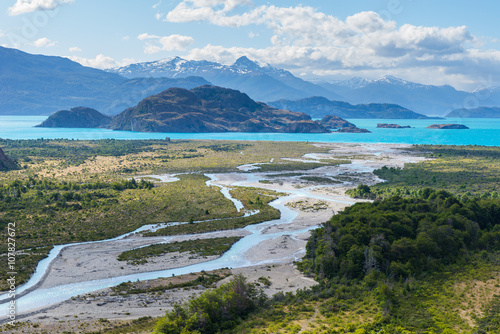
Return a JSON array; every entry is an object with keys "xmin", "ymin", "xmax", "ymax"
[
  {"xmin": 233, "ymin": 56, "xmax": 261, "ymax": 70},
  {"xmin": 159, "ymin": 56, "xmax": 185, "ymax": 64},
  {"xmin": 375, "ymin": 75, "xmax": 409, "ymax": 85}
]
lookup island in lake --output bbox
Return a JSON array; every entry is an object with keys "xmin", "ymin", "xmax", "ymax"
[
  {"xmin": 36, "ymin": 85, "xmax": 373, "ymax": 134},
  {"xmin": 377, "ymin": 123, "xmax": 411, "ymax": 128},
  {"xmin": 319, "ymin": 115, "xmax": 371, "ymax": 133},
  {"xmin": 426, "ymin": 124, "xmax": 469, "ymax": 129},
  {"xmin": 36, "ymin": 107, "xmax": 112, "ymax": 128}
]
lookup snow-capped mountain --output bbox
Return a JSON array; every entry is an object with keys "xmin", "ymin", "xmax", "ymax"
[
  {"xmin": 108, "ymin": 56, "xmax": 342, "ymax": 103},
  {"xmin": 110, "ymin": 56, "xmax": 500, "ymax": 116},
  {"xmin": 0, "ymin": 46, "xmax": 209, "ymax": 115}
]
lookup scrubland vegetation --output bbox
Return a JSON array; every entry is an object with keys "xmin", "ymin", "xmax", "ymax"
[
  {"xmin": 347, "ymin": 145, "xmax": 500, "ymax": 200},
  {"xmin": 2, "ymin": 140, "xmax": 500, "ymax": 333},
  {"xmin": 0, "ymin": 139, "xmax": 331, "ymax": 290},
  {"xmin": 117, "ymin": 237, "xmax": 243, "ymax": 265},
  {"xmin": 155, "ymin": 145, "xmax": 500, "ymax": 333}
]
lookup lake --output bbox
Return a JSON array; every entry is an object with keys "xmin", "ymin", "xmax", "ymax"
[{"xmin": 1, "ymin": 116, "xmax": 499, "ymax": 146}]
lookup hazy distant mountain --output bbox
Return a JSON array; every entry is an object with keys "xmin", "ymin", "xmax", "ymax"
[
  {"xmin": 268, "ymin": 96, "xmax": 433, "ymax": 119},
  {"xmin": 315, "ymin": 75, "xmax": 498, "ymax": 117},
  {"xmin": 446, "ymin": 107, "xmax": 500, "ymax": 118},
  {"xmin": 5, "ymin": 45, "xmax": 500, "ymax": 118},
  {"xmin": 0, "ymin": 46, "xmax": 209, "ymax": 115},
  {"xmin": 111, "ymin": 57, "xmax": 500, "ymax": 116},
  {"xmin": 108, "ymin": 56, "xmax": 342, "ymax": 102},
  {"xmin": 110, "ymin": 85, "xmax": 329, "ymax": 133}
]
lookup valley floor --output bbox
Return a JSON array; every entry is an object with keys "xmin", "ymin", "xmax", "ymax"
[{"xmin": 1, "ymin": 143, "xmax": 427, "ymax": 333}]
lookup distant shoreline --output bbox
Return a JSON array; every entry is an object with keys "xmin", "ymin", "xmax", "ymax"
[{"xmin": 0, "ymin": 116, "xmax": 499, "ymax": 146}]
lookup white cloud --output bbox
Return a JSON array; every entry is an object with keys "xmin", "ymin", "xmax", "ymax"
[
  {"xmin": 32, "ymin": 37, "xmax": 57, "ymax": 47},
  {"xmin": 9, "ymin": 0, "xmax": 74, "ymax": 16},
  {"xmin": 137, "ymin": 33, "xmax": 194, "ymax": 54},
  {"xmin": 152, "ymin": 0, "xmax": 162, "ymax": 9},
  {"xmin": 138, "ymin": 33, "xmax": 160, "ymax": 40},
  {"xmin": 165, "ymin": 2, "xmax": 500, "ymax": 90},
  {"xmin": 68, "ymin": 54, "xmax": 121, "ymax": 69},
  {"xmin": 0, "ymin": 30, "xmax": 5, "ymax": 38},
  {"xmin": 69, "ymin": 46, "xmax": 81, "ymax": 53}
]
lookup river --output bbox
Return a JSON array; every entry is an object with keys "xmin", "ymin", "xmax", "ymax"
[{"xmin": 0, "ymin": 143, "xmax": 425, "ymax": 320}]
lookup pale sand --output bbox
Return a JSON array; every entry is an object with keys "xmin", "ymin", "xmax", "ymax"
[
  {"xmin": 38, "ymin": 230, "xmax": 250, "ymax": 289},
  {"xmin": 1, "ymin": 143, "xmax": 426, "ymax": 333}
]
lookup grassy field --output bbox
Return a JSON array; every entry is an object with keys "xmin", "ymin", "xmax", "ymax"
[
  {"xmin": 144, "ymin": 186, "xmax": 282, "ymax": 237},
  {"xmin": 0, "ymin": 139, "xmax": 330, "ymax": 179}
]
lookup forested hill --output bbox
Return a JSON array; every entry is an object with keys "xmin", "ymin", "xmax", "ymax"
[{"xmin": 299, "ymin": 190, "xmax": 500, "ymax": 281}]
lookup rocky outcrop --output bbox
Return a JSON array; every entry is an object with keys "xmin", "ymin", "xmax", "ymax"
[
  {"xmin": 36, "ymin": 107, "xmax": 111, "ymax": 128},
  {"xmin": 426, "ymin": 124, "xmax": 469, "ymax": 129},
  {"xmin": 109, "ymin": 86, "xmax": 329, "ymax": 133},
  {"xmin": 0, "ymin": 147, "xmax": 17, "ymax": 171},
  {"xmin": 319, "ymin": 115, "xmax": 357, "ymax": 129},
  {"xmin": 377, "ymin": 123, "xmax": 411, "ymax": 128},
  {"xmin": 336, "ymin": 127, "xmax": 371, "ymax": 133}
]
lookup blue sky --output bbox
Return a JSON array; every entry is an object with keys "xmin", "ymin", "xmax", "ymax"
[{"xmin": 1, "ymin": 0, "xmax": 500, "ymax": 91}]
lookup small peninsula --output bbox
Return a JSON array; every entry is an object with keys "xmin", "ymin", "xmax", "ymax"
[{"xmin": 426, "ymin": 124, "xmax": 469, "ymax": 129}]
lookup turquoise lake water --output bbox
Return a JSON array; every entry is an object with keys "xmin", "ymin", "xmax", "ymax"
[{"xmin": 0, "ymin": 116, "xmax": 499, "ymax": 146}]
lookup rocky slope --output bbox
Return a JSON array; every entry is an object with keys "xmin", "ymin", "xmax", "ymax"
[
  {"xmin": 36, "ymin": 107, "xmax": 111, "ymax": 128},
  {"xmin": 109, "ymin": 86, "xmax": 329, "ymax": 133},
  {"xmin": 0, "ymin": 147, "xmax": 17, "ymax": 171},
  {"xmin": 318, "ymin": 115, "xmax": 357, "ymax": 129}
]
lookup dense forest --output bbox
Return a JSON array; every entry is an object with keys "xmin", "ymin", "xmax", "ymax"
[
  {"xmin": 299, "ymin": 190, "xmax": 500, "ymax": 281},
  {"xmin": 155, "ymin": 275, "xmax": 266, "ymax": 334}
]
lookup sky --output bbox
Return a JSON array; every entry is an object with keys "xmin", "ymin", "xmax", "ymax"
[{"xmin": 1, "ymin": 0, "xmax": 500, "ymax": 91}]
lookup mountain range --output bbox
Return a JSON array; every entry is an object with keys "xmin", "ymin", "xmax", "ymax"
[
  {"xmin": 268, "ymin": 97, "xmax": 435, "ymax": 119},
  {"xmin": 3, "ymin": 45, "xmax": 500, "ymax": 117},
  {"xmin": 0, "ymin": 46, "xmax": 208, "ymax": 115},
  {"xmin": 108, "ymin": 56, "xmax": 342, "ymax": 103},
  {"xmin": 109, "ymin": 57, "xmax": 500, "ymax": 116},
  {"xmin": 446, "ymin": 107, "xmax": 500, "ymax": 118}
]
